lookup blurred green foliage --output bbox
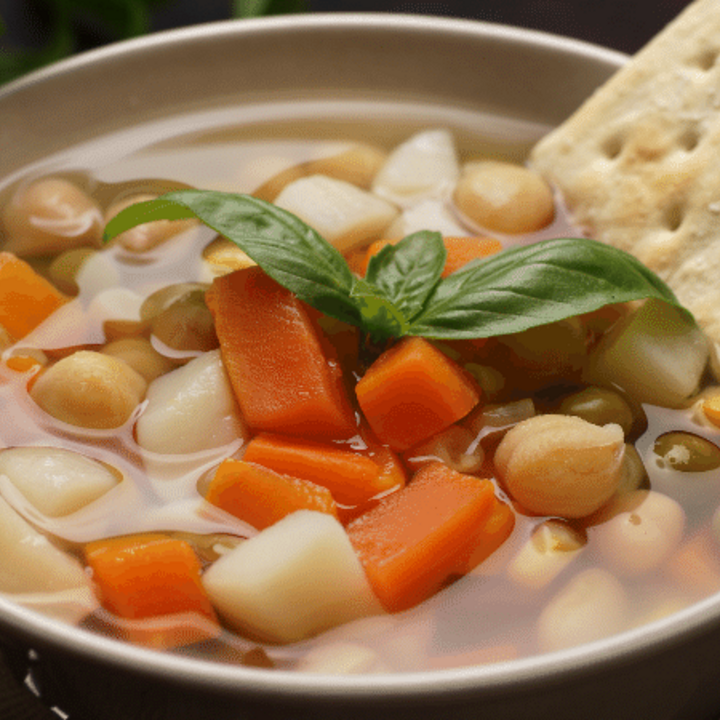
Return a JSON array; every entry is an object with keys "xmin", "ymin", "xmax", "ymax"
[{"xmin": 0, "ymin": 0, "xmax": 307, "ymax": 85}]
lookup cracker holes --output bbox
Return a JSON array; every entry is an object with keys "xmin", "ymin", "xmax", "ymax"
[
  {"xmin": 678, "ymin": 124, "xmax": 701, "ymax": 153},
  {"xmin": 601, "ymin": 133, "xmax": 625, "ymax": 160},
  {"xmin": 663, "ymin": 201, "xmax": 685, "ymax": 232},
  {"xmin": 690, "ymin": 48, "xmax": 718, "ymax": 72}
]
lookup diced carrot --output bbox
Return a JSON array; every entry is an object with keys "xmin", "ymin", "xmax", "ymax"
[
  {"xmin": 453, "ymin": 496, "xmax": 515, "ymax": 575},
  {"xmin": 242, "ymin": 432, "xmax": 404, "ymax": 508},
  {"xmin": 356, "ymin": 336, "xmax": 482, "ymax": 452},
  {"xmin": 0, "ymin": 252, "xmax": 67, "ymax": 339},
  {"xmin": 205, "ymin": 458, "xmax": 338, "ymax": 530},
  {"xmin": 362, "ymin": 236, "xmax": 502, "ymax": 278},
  {"xmin": 206, "ymin": 266, "xmax": 357, "ymax": 440},
  {"xmin": 347, "ymin": 462, "xmax": 496, "ymax": 612},
  {"xmin": 84, "ymin": 534, "xmax": 217, "ymax": 623},
  {"xmin": 4, "ymin": 355, "xmax": 42, "ymax": 373}
]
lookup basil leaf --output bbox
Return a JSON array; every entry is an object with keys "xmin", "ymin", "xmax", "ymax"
[
  {"xmin": 365, "ymin": 231, "xmax": 446, "ymax": 323},
  {"xmin": 407, "ymin": 237, "xmax": 690, "ymax": 339},
  {"xmin": 104, "ymin": 190, "xmax": 361, "ymax": 326},
  {"xmin": 350, "ymin": 278, "xmax": 408, "ymax": 342}
]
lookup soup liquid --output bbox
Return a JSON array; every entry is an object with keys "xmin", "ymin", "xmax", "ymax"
[{"xmin": 1, "ymin": 100, "xmax": 719, "ymax": 672}]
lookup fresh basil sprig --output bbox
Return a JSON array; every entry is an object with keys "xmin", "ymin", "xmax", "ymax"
[{"xmin": 104, "ymin": 190, "xmax": 691, "ymax": 343}]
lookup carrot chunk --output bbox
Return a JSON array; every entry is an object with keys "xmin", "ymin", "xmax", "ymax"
[
  {"xmin": 205, "ymin": 458, "xmax": 338, "ymax": 530},
  {"xmin": 0, "ymin": 252, "xmax": 67, "ymax": 339},
  {"xmin": 347, "ymin": 462, "xmax": 496, "ymax": 611},
  {"xmin": 453, "ymin": 496, "xmax": 515, "ymax": 575},
  {"xmin": 84, "ymin": 534, "xmax": 217, "ymax": 622},
  {"xmin": 356, "ymin": 337, "xmax": 481, "ymax": 451},
  {"xmin": 206, "ymin": 266, "xmax": 357, "ymax": 440},
  {"xmin": 362, "ymin": 236, "xmax": 502, "ymax": 278},
  {"xmin": 242, "ymin": 432, "xmax": 404, "ymax": 508}
]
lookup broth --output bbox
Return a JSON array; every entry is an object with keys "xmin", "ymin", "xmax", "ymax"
[{"xmin": 1, "ymin": 101, "xmax": 719, "ymax": 673}]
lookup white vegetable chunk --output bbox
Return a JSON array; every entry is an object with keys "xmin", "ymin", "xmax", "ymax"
[
  {"xmin": 536, "ymin": 568, "xmax": 628, "ymax": 653},
  {"xmin": 135, "ymin": 349, "xmax": 246, "ymax": 454},
  {"xmin": 0, "ymin": 494, "xmax": 93, "ymax": 595},
  {"xmin": 0, "ymin": 447, "xmax": 120, "ymax": 517},
  {"xmin": 273, "ymin": 174, "xmax": 398, "ymax": 253},
  {"xmin": 583, "ymin": 298, "xmax": 709, "ymax": 407},
  {"xmin": 202, "ymin": 510, "xmax": 383, "ymax": 643},
  {"xmin": 371, "ymin": 129, "xmax": 459, "ymax": 204},
  {"xmin": 384, "ymin": 199, "xmax": 469, "ymax": 238}
]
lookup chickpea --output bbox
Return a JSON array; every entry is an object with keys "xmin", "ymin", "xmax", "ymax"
[
  {"xmin": 202, "ymin": 237, "xmax": 255, "ymax": 276},
  {"xmin": 48, "ymin": 247, "xmax": 96, "ymax": 295},
  {"xmin": 105, "ymin": 193, "xmax": 197, "ymax": 253},
  {"xmin": 2, "ymin": 177, "xmax": 103, "ymax": 257},
  {"xmin": 494, "ymin": 414, "xmax": 625, "ymax": 518},
  {"xmin": 30, "ymin": 350, "xmax": 147, "ymax": 429},
  {"xmin": 536, "ymin": 568, "xmax": 628, "ymax": 653},
  {"xmin": 453, "ymin": 161, "xmax": 555, "ymax": 234},
  {"xmin": 150, "ymin": 289, "xmax": 218, "ymax": 354},
  {"xmin": 589, "ymin": 490, "xmax": 685, "ymax": 576},
  {"xmin": 102, "ymin": 337, "xmax": 176, "ymax": 383},
  {"xmin": 508, "ymin": 519, "xmax": 586, "ymax": 590},
  {"xmin": 140, "ymin": 282, "xmax": 210, "ymax": 323},
  {"xmin": 306, "ymin": 143, "xmax": 387, "ymax": 190},
  {"xmin": 559, "ymin": 386, "xmax": 636, "ymax": 436}
]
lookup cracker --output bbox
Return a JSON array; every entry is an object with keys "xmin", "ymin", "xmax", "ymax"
[{"xmin": 529, "ymin": 0, "xmax": 720, "ymax": 342}]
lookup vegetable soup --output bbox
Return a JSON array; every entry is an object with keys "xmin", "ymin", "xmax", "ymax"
[{"xmin": 1, "ymin": 104, "xmax": 719, "ymax": 673}]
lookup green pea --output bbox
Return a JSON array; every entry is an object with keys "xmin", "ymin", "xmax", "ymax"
[
  {"xmin": 653, "ymin": 432, "xmax": 720, "ymax": 472},
  {"xmin": 559, "ymin": 386, "xmax": 635, "ymax": 435}
]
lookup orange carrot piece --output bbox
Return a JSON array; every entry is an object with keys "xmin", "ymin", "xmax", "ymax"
[
  {"xmin": 356, "ymin": 336, "xmax": 481, "ymax": 452},
  {"xmin": 347, "ymin": 462, "xmax": 496, "ymax": 612},
  {"xmin": 362, "ymin": 236, "xmax": 502, "ymax": 278},
  {"xmin": 205, "ymin": 458, "xmax": 338, "ymax": 530},
  {"xmin": 206, "ymin": 266, "xmax": 357, "ymax": 440},
  {"xmin": 84, "ymin": 534, "xmax": 217, "ymax": 622},
  {"xmin": 453, "ymin": 496, "xmax": 515, "ymax": 575},
  {"xmin": 0, "ymin": 252, "xmax": 67, "ymax": 339},
  {"xmin": 4, "ymin": 355, "xmax": 42, "ymax": 373},
  {"xmin": 242, "ymin": 432, "xmax": 404, "ymax": 508}
]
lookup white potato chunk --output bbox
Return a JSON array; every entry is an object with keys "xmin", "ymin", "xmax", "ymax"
[
  {"xmin": 0, "ymin": 494, "xmax": 92, "ymax": 594},
  {"xmin": 273, "ymin": 175, "xmax": 398, "ymax": 253},
  {"xmin": 135, "ymin": 349, "xmax": 246, "ymax": 454},
  {"xmin": 589, "ymin": 490, "xmax": 685, "ymax": 577},
  {"xmin": 372, "ymin": 129, "xmax": 459, "ymax": 204},
  {"xmin": 583, "ymin": 298, "xmax": 709, "ymax": 408},
  {"xmin": 536, "ymin": 568, "xmax": 628, "ymax": 653},
  {"xmin": 0, "ymin": 447, "xmax": 120, "ymax": 517},
  {"xmin": 384, "ymin": 199, "xmax": 469, "ymax": 238},
  {"xmin": 202, "ymin": 510, "xmax": 383, "ymax": 643}
]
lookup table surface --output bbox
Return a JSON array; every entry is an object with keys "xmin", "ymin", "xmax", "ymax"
[{"xmin": 0, "ymin": 0, "xmax": 705, "ymax": 717}]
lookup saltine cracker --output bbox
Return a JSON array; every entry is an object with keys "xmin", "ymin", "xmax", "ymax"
[{"xmin": 530, "ymin": 0, "xmax": 720, "ymax": 343}]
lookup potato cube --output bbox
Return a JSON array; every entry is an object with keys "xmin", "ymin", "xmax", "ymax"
[{"xmin": 202, "ymin": 510, "xmax": 382, "ymax": 643}]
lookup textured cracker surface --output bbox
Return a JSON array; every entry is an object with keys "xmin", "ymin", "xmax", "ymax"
[{"xmin": 530, "ymin": 0, "xmax": 720, "ymax": 342}]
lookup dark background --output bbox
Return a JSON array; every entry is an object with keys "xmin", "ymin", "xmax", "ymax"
[
  {"xmin": 0, "ymin": 0, "xmax": 695, "ymax": 79},
  {"xmin": 0, "ymin": 0, "xmax": 699, "ymax": 718}
]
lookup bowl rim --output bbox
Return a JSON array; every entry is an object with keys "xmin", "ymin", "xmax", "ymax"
[{"xmin": 3, "ymin": 10, "xmax": 711, "ymax": 706}]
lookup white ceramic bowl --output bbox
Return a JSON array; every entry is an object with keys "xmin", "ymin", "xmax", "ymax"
[{"xmin": 2, "ymin": 14, "xmax": 717, "ymax": 720}]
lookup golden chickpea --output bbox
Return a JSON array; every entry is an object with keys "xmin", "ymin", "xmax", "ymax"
[
  {"xmin": 494, "ymin": 414, "xmax": 625, "ymax": 518},
  {"xmin": 140, "ymin": 282, "xmax": 210, "ymax": 323},
  {"xmin": 101, "ymin": 337, "xmax": 176, "ymax": 383},
  {"xmin": 30, "ymin": 350, "xmax": 147, "ymax": 429},
  {"xmin": 150, "ymin": 290, "xmax": 218, "ymax": 354},
  {"xmin": 105, "ymin": 193, "xmax": 196, "ymax": 253},
  {"xmin": 2, "ymin": 177, "xmax": 103, "ymax": 256},
  {"xmin": 590, "ymin": 490, "xmax": 685, "ymax": 576},
  {"xmin": 202, "ymin": 237, "xmax": 255, "ymax": 276},
  {"xmin": 453, "ymin": 161, "xmax": 555, "ymax": 234},
  {"xmin": 48, "ymin": 247, "xmax": 96, "ymax": 295},
  {"xmin": 306, "ymin": 143, "xmax": 387, "ymax": 190}
]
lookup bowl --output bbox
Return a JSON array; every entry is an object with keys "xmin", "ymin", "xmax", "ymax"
[{"xmin": 1, "ymin": 13, "xmax": 718, "ymax": 720}]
